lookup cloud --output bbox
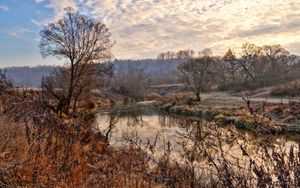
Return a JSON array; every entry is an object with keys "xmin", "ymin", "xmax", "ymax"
[
  {"xmin": 285, "ymin": 42, "xmax": 300, "ymax": 55},
  {"xmin": 7, "ymin": 27, "xmax": 30, "ymax": 37},
  {"xmin": 232, "ymin": 13, "xmax": 300, "ymax": 38},
  {"xmin": 35, "ymin": 0, "xmax": 43, "ymax": 3},
  {"xmin": 0, "ymin": 5, "xmax": 9, "ymax": 11},
  {"xmin": 31, "ymin": 19, "xmax": 42, "ymax": 27},
  {"xmin": 40, "ymin": 0, "xmax": 300, "ymax": 58}
]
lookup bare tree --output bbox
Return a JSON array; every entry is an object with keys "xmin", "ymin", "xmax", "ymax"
[
  {"xmin": 199, "ymin": 48, "xmax": 212, "ymax": 57},
  {"xmin": 176, "ymin": 49, "xmax": 195, "ymax": 59},
  {"xmin": 39, "ymin": 10, "xmax": 113, "ymax": 114},
  {"xmin": 177, "ymin": 50, "xmax": 215, "ymax": 101},
  {"xmin": 237, "ymin": 43, "xmax": 262, "ymax": 84},
  {"xmin": 157, "ymin": 49, "xmax": 194, "ymax": 61},
  {"xmin": 222, "ymin": 49, "xmax": 239, "ymax": 85},
  {"xmin": 262, "ymin": 44, "xmax": 289, "ymax": 60},
  {"xmin": 260, "ymin": 44, "xmax": 290, "ymax": 82},
  {"xmin": 157, "ymin": 51, "xmax": 177, "ymax": 60},
  {"xmin": 237, "ymin": 43, "xmax": 295, "ymax": 87}
]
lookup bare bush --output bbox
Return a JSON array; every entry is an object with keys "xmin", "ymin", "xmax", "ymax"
[
  {"xmin": 270, "ymin": 81, "xmax": 300, "ymax": 97},
  {"xmin": 0, "ymin": 71, "xmax": 12, "ymax": 92},
  {"xmin": 112, "ymin": 67, "xmax": 149, "ymax": 101}
]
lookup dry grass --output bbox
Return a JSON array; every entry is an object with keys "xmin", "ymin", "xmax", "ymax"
[
  {"xmin": 270, "ymin": 80, "xmax": 300, "ymax": 97},
  {"xmin": 1, "ymin": 88, "xmax": 300, "ymax": 187},
  {"xmin": 0, "ymin": 89, "xmax": 156, "ymax": 187},
  {"xmin": 157, "ymin": 92, "xmax": 194, "ymax": 106}
]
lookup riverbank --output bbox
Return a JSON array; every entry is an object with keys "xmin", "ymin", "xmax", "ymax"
[
  {"xmin": 157, "ymin": 96, "xmax": 300, "ymax": 134},
  {"xmin": 93, "ymin": 90, "xmax": 300, "ymax": 134}
]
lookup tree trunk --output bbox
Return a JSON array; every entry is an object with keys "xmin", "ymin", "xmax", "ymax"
[
  {"xmin": 196, "ymin": 92, "xmax": 201, "ymax": 102},
  {"xmin": 63, "ymin": 62, "xmax": 75, "ymax": 114}
]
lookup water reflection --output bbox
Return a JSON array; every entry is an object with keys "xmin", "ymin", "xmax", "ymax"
[{"xmin": 96, "ymin": 107, "xmax": 298, "ymax": 165}]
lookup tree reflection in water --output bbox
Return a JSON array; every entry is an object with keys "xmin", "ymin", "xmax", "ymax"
[{"xmin": 97, "ymin": 108, "xmax": 300, "ymax": 187}]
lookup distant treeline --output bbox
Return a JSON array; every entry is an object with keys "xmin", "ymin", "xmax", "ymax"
[
  {"xmin": 3, "ymin": 44, "xmax": 300, "ymax": 90},
  {"xmin": 2, "ymin": 59, "xmax": 184, "ymax": 88},
  {"xmin": 158, "ymin": 44, "xmax": 300, "ymax": 91},
  {"xmin": 2, "ymin": 65, "xmax": 57, "ymax": 88}
]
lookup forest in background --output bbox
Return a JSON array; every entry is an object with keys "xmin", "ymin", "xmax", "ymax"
[{"xmin": 2, "ymin": 59, "xmax": 183, "ymax": 88}]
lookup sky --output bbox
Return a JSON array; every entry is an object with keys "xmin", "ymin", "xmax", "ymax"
[{"xmin": 0, "ymin": 0, "xmax": 299, "ymax": 67}]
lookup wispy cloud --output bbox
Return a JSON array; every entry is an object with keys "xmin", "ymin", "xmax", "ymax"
[
  {"xmin": 31, "ymin": 19, "xmax": 42, "ymax": 27},
  {"xmin": 7, "ymin": 27, "xmax": 30, "ymax": 37},
  {"xmin": 35, "ymin": 0, "xmax": 45, "ymax": 4},
  {"xmin": 39, "ymin": 0, "xmax": 300, "ymax": 58},
  {"xmin": 0, "ymin": 5, "xmax": 9, "ymax": 11}
]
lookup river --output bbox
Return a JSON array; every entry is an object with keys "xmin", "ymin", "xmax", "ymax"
[{"xmin": 96, "ymin": 105, "xmax": 299, "ymax": 170}]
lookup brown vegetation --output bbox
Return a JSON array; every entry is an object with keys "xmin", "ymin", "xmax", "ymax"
[
  {"xmin": 0, "ymin": 87, "xmax": 157, "ymax": 187},
  {"xmin": 270, "ymin": 80, "xmax": 300, "ymax": 97},
  {"xmin": 112, "ymin": 67, "xmax": 149, "ymax": 101},
  {"xmin": 0, "ymin": 76, "xmax": 300, "ymax": 187}
]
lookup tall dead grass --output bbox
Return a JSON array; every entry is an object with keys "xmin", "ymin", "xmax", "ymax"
[
  {"xmin": 0, "ymin": 89, "xmax": 156, "ymax": 187},
  {"xmin": 0, "ymin": 89, "xmax": 300, "ymax": 187}
]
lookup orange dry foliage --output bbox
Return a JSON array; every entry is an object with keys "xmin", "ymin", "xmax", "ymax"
[{"xmin": 0, "ymin": 90, "xmax": 155, "ymax": 187}]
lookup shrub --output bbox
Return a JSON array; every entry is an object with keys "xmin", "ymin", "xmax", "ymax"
[{"xmin": 270, "ymin": 81, "xmax": 300, "ymax": 97}]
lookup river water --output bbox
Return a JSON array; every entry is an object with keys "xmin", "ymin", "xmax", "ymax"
[{"xmin": 96, "ymin": 105, "xmax": 299, "ymax": 168}]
